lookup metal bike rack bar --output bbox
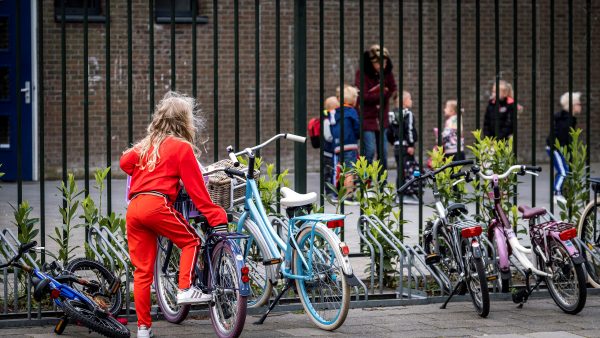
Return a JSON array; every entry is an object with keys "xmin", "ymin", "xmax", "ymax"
[
  {"xmin": 359, "ymin": 215, "xmax": 385, "ymax": 294},
  {"xmin": 357, "ymin": 215, "xmax": 376, "ymax": 294}
]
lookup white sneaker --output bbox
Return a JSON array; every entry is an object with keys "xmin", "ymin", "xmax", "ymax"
[
  {"xmin": 137, "ymin": 325, "xmax": 153, "ymax": 338},
  {"xmin": 177, "ymin": 286, "xmax": 212, "ymax": 304},
  {"xmin": 554, "ymin": 194, "xmax": 567, "ymax": 205}
]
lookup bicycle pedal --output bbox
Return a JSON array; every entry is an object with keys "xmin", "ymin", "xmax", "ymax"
[
  {"xmin": 487, "ymin": 275, "xmax": 498, "ymax": 281},
  {"xmin": 425, "ymin": 254, "xmax": 441, "ymax": 265},
  {"xmin": 263, "ymin": 258, "xmax": 283, "ymax": 266},
  {"xmin": 54, "ymin": 317, "xmax": 68, "ymax": 335}
]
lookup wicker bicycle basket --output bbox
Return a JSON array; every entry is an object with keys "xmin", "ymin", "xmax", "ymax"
[{"xmin": 204, "ymin": 159, "xmax": 260, "ymax": 210}]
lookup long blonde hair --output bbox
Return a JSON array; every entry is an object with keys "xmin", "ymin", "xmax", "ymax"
[{"xmin": 125, "ymin": 91, "xmax": 204, "ymax": 172}]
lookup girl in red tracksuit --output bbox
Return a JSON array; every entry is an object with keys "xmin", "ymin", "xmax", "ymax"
[{"xmin": 120, "ymin": 91, "xmax": 227, "ymax": 338}]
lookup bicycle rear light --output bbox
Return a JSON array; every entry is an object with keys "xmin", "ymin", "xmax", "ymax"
[
  {"xmin": 241, "ymin": 266, "xmax": 250, "ymax": 283},
  {"xmin": 50, "ymin": 289, "xmax": 61, "ymax": 299},
  {"xmin": 327, "ymin": 219, "xmax": 344, "ymax": 229},
  {"xmin": 559, "ymin": 228, "xmax": 577, "ymax": 241},
  {"xmin": 461, "ymin": 226, "xmax": 483, "ymax": 238},
  {"xmin": 339, "ymin": 242, "xmax": 350, "ymax": 256}
]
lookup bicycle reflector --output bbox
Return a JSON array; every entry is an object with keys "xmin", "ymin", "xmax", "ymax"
[
  {"xmin": 461, "ymin": 226, "xmax": 483, "ymax": 238},
  {"xmin": 559, "ymin": 228, "xmax": 577, "ymax": 241},
  {"xmin": 241, "ymin": 266, "xmax": 250, "ymax": 283},
  {"xmin": 50, "ymin": 289, "xmax": 61, "ymax": 299},
  {"xmin": 339, "ymin": 242, "xmax": 350, "ymax": 256},
  {"xmin": 327, "ymin": 219, "xmax": 344, "ymax": 229}
]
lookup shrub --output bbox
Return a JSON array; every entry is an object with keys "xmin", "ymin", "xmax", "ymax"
[{"xmin": 555, "ymin": 128, "xmax": 588, "ymax": 223}]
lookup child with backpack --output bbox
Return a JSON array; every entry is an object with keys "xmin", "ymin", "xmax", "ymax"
[{"xmin": 308, "ymin": 96, "xmax": 339, "ymax": 200}]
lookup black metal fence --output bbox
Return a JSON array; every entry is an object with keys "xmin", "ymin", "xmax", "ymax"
[{"xmin": 1, "ymin": 0, "xmax": 599, "ymax": 283}]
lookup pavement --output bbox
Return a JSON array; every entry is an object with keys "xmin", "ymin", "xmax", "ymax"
[{"xmin": 1, "ymin": 297, "xmax": 600, "ymax": 337}]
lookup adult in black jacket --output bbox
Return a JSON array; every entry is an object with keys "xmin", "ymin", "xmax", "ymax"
[
  {"xmin": 546, "ymin": 92, "xmax": 581, "ymax": 203},
  {"xmin": 483, "ymin": 80, "xmax": 514, "ymax": 140}
]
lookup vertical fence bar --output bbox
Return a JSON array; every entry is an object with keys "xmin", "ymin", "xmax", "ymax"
[
  {"xmin": 234, "ymin": 0, "xmax": 239, "ymax": 150},
  {"xmin": 319, "ymin": 0, "xmax": 324, "ymax": 206},
  {"xmin": 84, "ymin": 0, "xmax": 90, "ymax": 201},
  {"xmin": 212, "ymin": 0, "xmax": 218, "ymax": 161},
  {"xmin": 568, "ymin": 0, "xmax": 573, "ymax": 136},
  {"xmin": 398, "ymin": 0, "xmax": 404, "ymax": 220},
  {"xmin": 294, "ymin": 0, "xmax": 307, "ymax": 193},
  {"xmin": 127, "ymin": 0, "xmax": 133, "ymax": 146},
  {"xmin": 475, "ymin": 0, "xmax": 480, "ymax": 215},
  {"xmin": 16, "ymin": 0, "xmax": 22, "ymax": 204},
  {"xmin": 149, "ymin": 0, "xmax": 155, "ymax": 118},
  {"xmin": 549, "ymin": 0, "xmax": 554, "ymax": 213},
  {"xmin": 359, "ymin": 0, "xmax": 364, "ymax": 157},
  {"xmin": 531, "ymin": 0, "xmax": 537, "ymax": 207},
  {"xmin": 512, "ymin": 0, "xmax": 518, "ymax": 207},
  {"xmin": 378, "ymin": 0, "xmax": 384, "ymax": 171},
  {"xmin": 192, "ymin": 0, "xmax": 197, "ymax": 98},
  {"xmin": 339, "ymin": 0, "xmax": 345, "ymax": 216},
  {"xmin": 418, "ymin": 0, "xmax": 423, "ymax": 240},
  {"xmin": 170, "ymin": 0, "xmax": 175, "ymax": 90},
  {"xmin": 494, "ymin": 0, "xmax": 500, "ymax": 138},
  {"xmin": 105, "ymin": 0, "xmax": 111, "ymax": 214},
  {"xmin": 255, "ymin": 0, "xmax": 260, "ymax": 146},
  {"xmin": 276, "ymin": 0, "xmax": 281, "ymax": 211},
  {"xmin": 456, "ymin": 0, "xmax": 461, "ymax": 160},
  {"xmin": 437, "ymin": 0, "xmax": 442, "ymax": 146},
  {"xmin": 61, "ymin": 0, "xmax": 67, "ymax": 209},
  {"xmin": 37, "ymin": 0, "xmax": 45, "ymax": 264},
  {"xmin": 586, "ymin": 0, "xmax": 591, "ymax": 182}
]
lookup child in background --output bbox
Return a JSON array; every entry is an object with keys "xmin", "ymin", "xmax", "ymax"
[
  {"xmin": 483, "ymin": 80, "xmax": 514, "ymax": 140},
  {"xmin": 330, "ymin": 85, "xmax": 361, "ymax": 205},
  {"xmin": 387, "ymin": 90, "xmax": 419, "ymax": 205},
  {"xmin": 322, "ymin": 96, "xmax": 340, "ymax": 200},
  {"xmin": 442, "ymin": 100, "xmax": 465, "ymax": 160}
]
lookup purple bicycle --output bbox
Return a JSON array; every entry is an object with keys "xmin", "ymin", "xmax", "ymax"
[{"xmin": 472, "ymin": 164, "xmax": 587, "ymax": 314}]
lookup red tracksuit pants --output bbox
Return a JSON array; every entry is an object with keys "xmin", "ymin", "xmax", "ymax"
[{"xmin": 126, "ymin": 194, "xmax": 201, "ymax": 328}]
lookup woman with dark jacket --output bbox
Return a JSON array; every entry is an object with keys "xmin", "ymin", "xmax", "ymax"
[
  {"xmin": 354, "ymin": 45, "xmax": 397, "ymax": 170},
  {"xmin": 546, "ymin": 92, "xmax": 581, "ymax": 203}
]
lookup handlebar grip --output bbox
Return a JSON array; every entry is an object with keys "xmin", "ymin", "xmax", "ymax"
[
  {"xmin": 524, "ymin": 166, "xmax": 542, "ymax": 172},
  {"xmin": 227, "ymin": 146, "xmax": 240, "ymax": 167},
  {"xmin": 285, "ymin": 133, "xmax": 306, "ymax": 143},
  {"xmin": 19, "ymin": 241, "xmax": 37, "ymax": 254},
  {"xmin": 450, "ymin": 171, "xmax": 466, "ymax": 180},
  {"xmin": 451, "ymin": 159, "xmax": 474, "ymax": 167},
  {"xmin": 398, "ymin": 177, "xmax": 418, "ymax": 194},
  {"xmin": 224, "ymin": 168, "xmax": 246, "ymax": 178}
]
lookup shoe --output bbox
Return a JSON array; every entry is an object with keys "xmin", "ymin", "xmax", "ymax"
[
  {"xmin": 343, "ymin": 197, "xmax": 360, "ymax": 206},
  {"xmin": 327, "ymin": 194, "xmax": 338, "ymax": 204},
  {"xmin": 177, "ymin": 286, "xmax": 212, "ymax": 305},
  {"xmin": 554, "ymin": 194, "xmax": 567, "ymax": 205},
  {"xmin": 137, "ymin": 325, "xmax": 154, "ymax": 338},
  {"xmin": 402, "ymin": 194, "xmax": 420, "ymax": 205}
]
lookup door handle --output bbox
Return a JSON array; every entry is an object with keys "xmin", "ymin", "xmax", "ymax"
[{"xmin": 21, "ymin": 81, "xmax": 31, "ymax": 104}]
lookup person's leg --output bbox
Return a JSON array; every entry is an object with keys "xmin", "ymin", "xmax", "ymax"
[
  {"xmin": 126, "ymin": 199, "xmax": 158, "ymax": 329},
  {"xmin": 381, "ymin": 129, "xmax": 389, "ymax": 171},
  {"xmin": 553, "ymin": 149, "xmax": 568, "ymax": 194},
  {"xmin": 323, "ymin": 155, "xmax": 334, "ymax": 195},
  {"xmin": 363, "ymin": 131, "xmax": 376, "ymax": 164}
]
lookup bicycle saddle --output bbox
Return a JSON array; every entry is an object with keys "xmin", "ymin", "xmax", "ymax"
[
  {"xmin": 589, "ymin": 177, "xmax": 600, "ymax": 192},
  {"xmin": 280, "ymin": 187, "xmax": 317, "ymax": 208},
  {"xmin": 518, "ymin": 205, "xmax": 546, "ymax": 219}
]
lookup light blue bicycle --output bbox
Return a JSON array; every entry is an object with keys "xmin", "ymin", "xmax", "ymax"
[{"xmin": 225, "ymin": 133, "xmax": 358, "ymax": 331}]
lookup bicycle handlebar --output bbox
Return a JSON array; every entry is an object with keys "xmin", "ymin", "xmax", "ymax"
[
  {"xmin": 397, "ymin": 160, "xmax": 474, "ymax": 194},
  {"xmin": 473, "ymin": 164, "xmax": 542, "ymax": 180},
  {"xmin": 0, "ymin": 241, "xmax": 37, "ymax": 269},
  {"xmin": 227, "ymin": 133, "xmax": 305, "ymax": 160}
]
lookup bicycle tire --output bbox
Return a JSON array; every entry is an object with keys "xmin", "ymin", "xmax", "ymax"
[
  {"xmin": 236, "ymin": 216, "xmax": 274, "ymax": 308},
  {"xmin": 465, "ymin": 253, "xmax": 490, "ymax": 318},
  {"xmin": 61, "ymin": 298, "xmax": 130, "ymax": 338},
  {"xmin": 154, "ymin": 236, "xmax": 191, "ymax": 323},
  {"xmin": 425, "ymin": 228, "xmax": 465, "ymax": 295},
  {"xmin": 293, "ymin": 225, "xmax": 350, "ymax": 331},
  {"xmin": 577, "ymin": 199, "xmax": 600, "ymax": 288},
  {"xmin": 544, "ymin": 238, "xmax": 587, "ymax": 315},
  {"xmin": 208, "ymin": 241, "xmax": 247, "ymax": 338},
  {"xmin": 491, "ymin": 235, "xmax": 510, "ymax": 293},
  {"xmin": 66, "ymin": 258, "xmax": 123, "ymax": 316}
]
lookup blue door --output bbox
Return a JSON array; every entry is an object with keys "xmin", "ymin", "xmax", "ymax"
[{"xmin": 0, "ymin": 0, "xmax": 33, "ymax": 181}]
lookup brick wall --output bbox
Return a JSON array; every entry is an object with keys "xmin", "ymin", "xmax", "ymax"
[{"xmin": 41, "ymin": 0, "xmax": 600, "ymax": 179}]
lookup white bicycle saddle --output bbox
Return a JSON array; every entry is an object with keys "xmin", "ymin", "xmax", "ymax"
[{"xmin": 280, "ymin": 187, "xmax": 317, "ymax": 208}]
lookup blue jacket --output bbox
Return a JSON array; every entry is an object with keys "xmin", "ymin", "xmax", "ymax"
[{"xmin": 330, "ymin": 106, "xmax": 360, "ymax": 153}]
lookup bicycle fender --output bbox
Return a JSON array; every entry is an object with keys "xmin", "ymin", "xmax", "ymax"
[
  {"xmin": 571, "ymin": 253, "xmax": 585, "ymax": 265},
  {"xmin": 224, "ymin": 238, "xmax": 251, "ymax": 297},
  {"xmin": 344, "ymin": 273, "xmax": 361, "ymax": 287},
  {"xmin": 470, "ymin": 241, "xmax": 483, "ymax": 258},
  {"xmin": 298, "ymin": 222, "xmax": 354, "ymax": 276}
]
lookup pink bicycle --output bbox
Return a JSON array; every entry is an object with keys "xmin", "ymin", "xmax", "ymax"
[{"xmin": 472, "ymin": 164, "xmax": 587, "ymax": 314}]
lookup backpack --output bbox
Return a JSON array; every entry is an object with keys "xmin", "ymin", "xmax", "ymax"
[{"xmin": 308, "ymin": 117, "xmax": 321, "ymax": 148}]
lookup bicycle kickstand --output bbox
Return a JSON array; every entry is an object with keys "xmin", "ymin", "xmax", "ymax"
[
  {"xmin": 254, "ymin": 280, "xmax": 293, "ymax": 325},
  {"xmin": 516, "ymin": 270, "xmax": 542, "ymax": 309},
  {"xmin": 440, "ymin": 280, "xmax": 465, "ymax": 310}
]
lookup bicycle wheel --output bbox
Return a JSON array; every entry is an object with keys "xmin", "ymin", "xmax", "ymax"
[
  {"xmin": 66, "ymin": 258, "xmax": 123, "ymax": 317},
  {"xmin": 543, "ymin": 238, "xmax": 587, "ymax": 315},
  {"xmin": 578, "ymin": 199, "xmax": 600, "ymax": 287},
  {"xmin": 463, "ymin": 245, "xmax": 490, "ymax": 318},
  {"xmin": 154, "ymin": 236, "xmax": 190, "ymax": 323},
  {"xmin": 491, "ymin": 235, "xmax": 510, "ymax": 293},
  {"xmin": 61, "ymin": 298, "xmax": 130, "ymax": 338},
  {"xmin": 237, "ymin": 217, "xmax": 274, "ymax": 308},
  {"xmin": 293, "ymin": 225, "xmax": 350, "ymax": 331},
  {"xmin": 424, "ymin": 229, "xmax": 465, "ymax": 295},
  {"xmin": 208, "ymin": 241, "xmax": 247, "ymax": 338}
]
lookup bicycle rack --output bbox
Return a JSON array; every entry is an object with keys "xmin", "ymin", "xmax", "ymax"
[
  {"xmin": 358, "ymin": 215, "xmax": 447, "ymax": 299},
  {"xmin": 87, "ymin": 225, "xmax": 132, "ymax": 317}
]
